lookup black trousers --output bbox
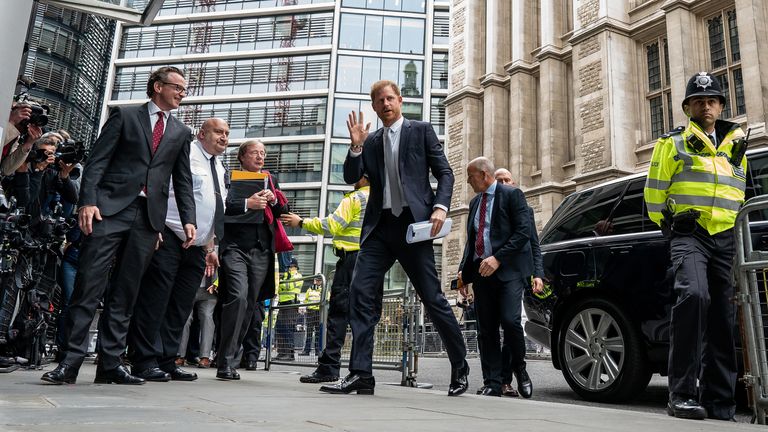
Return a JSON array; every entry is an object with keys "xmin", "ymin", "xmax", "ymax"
[
  {"xmin": 348, "ymin": 209, "xmax": 466, "ymax": 375},
  {"xmin": 128, "ymin": 226, "xmax": 206, "ymax": 372},
  {"xmin": 62, "ymin": 198, "xmax": 158, "ymax": 370},
  {"xmin": 315, "ymin": 250, "xmax": 356, "ymax": 376},
  {"xmin": 216, "ymin": 243, "xmax": 270, "ymax": 369},
  {"xmin": 668, "ymin": 227, "xmax": 737, "ymax": 420},
  {"xmin": 473, "ymin": 271, "xmax": 525, "ymax": 391},
  {"xmin": 240, "ymin": 302, "xmax": 265, "ymax": 363}
]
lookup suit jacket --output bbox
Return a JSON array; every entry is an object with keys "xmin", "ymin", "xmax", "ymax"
[
  {"xmin": 459, "ymin": 184, "xmax": 533, "ymax": 283},
  {"xmin": 343, "ymin": 118, "xmax": 453, "ymax": 245},
  {"xmin": 222, "ymin": 172, "xmax": 289, "ymax": 302},
  {"xmin": 78, "ymin": 103, "xmax": 195, "ymax": 232}
]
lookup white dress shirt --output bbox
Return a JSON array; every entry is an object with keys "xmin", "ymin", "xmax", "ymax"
[
  {"xmin": 165, "ymin": 140, "xmax": 227, "ymax": 246},
  {"xmin": 148, "ymin": 101, "xmax": 170, "ymax": 134}
]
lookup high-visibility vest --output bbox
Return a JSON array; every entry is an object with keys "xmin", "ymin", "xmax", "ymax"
[
  {"xmin": 644, "ymin": 119, "xmax": 747, "ymax": 235},
  {"xmin": 304, "ymin": 286, "xmax": 322, "ymax": 311},
  {"xmin": 278, "ymin": 271, "xmax": 302, "ymax": 303},
  {"xmin": 303, "ymin": 186, "xmax": 369, "ymax": 252}
]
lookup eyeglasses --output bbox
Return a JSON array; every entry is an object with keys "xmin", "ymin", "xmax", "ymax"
[{"xmin": 161, "ymin": 81, "xmax": 188, "ymax": 94}]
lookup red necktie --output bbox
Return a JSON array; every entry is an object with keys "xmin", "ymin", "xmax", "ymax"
[
  {"xmin": 475, "ymin": 193, "xmax": 487, "ymax": 257},
  {"xmin": 152, "ymin": 112, "xmax": 165, "ymax": 154}
]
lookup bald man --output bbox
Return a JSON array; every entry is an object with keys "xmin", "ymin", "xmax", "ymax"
[{"xmin": 127, "ymin": 118, "xmax": 230, "ymax": 382}]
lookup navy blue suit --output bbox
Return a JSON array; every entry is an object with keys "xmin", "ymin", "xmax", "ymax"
[
  {"xmin": 459, "ymin": 183, "xmax": 532, "ymax": 392},
  {"xmin": 343, "ymin": 118, "xmax": 466, "ymax": 375}
]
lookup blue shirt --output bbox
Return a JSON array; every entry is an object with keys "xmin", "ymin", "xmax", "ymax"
[{"xmin": 473, "ymin": 181, "xmax": 496, "ymax": 259}]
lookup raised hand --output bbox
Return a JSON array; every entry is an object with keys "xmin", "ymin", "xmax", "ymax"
[{"xmin": 346, "ymin": 110, "xmax": 371, "ymax": 148}]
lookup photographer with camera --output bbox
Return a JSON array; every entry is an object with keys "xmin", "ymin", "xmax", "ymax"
[
  {"xmin": 6, "ymin": 133, "xmax": 77, "ymax": 228},
  {"xmin": 2, "ymin": 101, "xmax": 47, "ymax": 176}
]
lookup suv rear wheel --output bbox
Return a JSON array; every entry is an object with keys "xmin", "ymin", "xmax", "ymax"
[{"xmin": 558, "ymin": 297, "xmax": 651, "ymax": 402}]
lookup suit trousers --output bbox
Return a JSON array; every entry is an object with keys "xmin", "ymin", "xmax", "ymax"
[
  {"xmin": 473, "ymin": 271, "xmax": 525, "ymax": 392},
  {"xmin": 178, "ymin": 285, "xmax": 217, "ymax": 359},
  {"xmin": 668, "ymin": 228, "xmax": 737, "ymax": 420},
  {"xmin": 216, "ymin": 243, "xmax": 270, "ymax": 368},
  {"xmin": 348, "ymin": 209, "xmax": 466, "ymax": 375},
  {"xmin": 128, "ymin": 226, "xmax": 206, "ymax": 372},
  {"xmin": 240, "ymin": 302, "xmax": 265, "ymax": 363},
  {"xmin": 315, "ymin": 251, "xmax": 356, "ymax": 377},
  {"xmin": 62, "ymin": 198, "xmax": 158, "ymax": 370}
]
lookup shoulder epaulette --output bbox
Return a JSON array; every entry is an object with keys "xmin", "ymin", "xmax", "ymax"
[{"xmin": 660, "ymin": 126, "xmax": 685, "ymax": 139}]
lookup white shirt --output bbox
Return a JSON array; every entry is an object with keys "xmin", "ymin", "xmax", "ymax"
[
  {"xmin": 148, "ymin": 101, "xmax": 170, "ymax": 135},
  {"xmin": 165, "ymin": 140, "xmax": 227, "ymax": 246}
]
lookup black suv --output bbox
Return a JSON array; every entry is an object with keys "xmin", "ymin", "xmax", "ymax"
[{"xmin": 523, "ymin": 147, "xmax": 768, "ymax": 403}]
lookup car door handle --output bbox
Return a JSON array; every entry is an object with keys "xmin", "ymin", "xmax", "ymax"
[{"xmin": 610, "ymin": 245, "xmax": 633, "ymax": 254}]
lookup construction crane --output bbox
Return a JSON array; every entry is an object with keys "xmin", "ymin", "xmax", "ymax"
[
  {"xmin": 178, "ymin": 0, "xmax": 216, "ymax": 129},
  {"xmin": 273, "ymin": 0, "xmax": 305, "ymax": 128}
]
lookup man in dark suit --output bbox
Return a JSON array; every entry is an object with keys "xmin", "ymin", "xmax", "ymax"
[
  {"xmin": 458, "ymin": 157, "xmax": 533, "ymax": 397},
  {"xmin": 42, "ymin": 66, "xmax": 197, "ymax": 385},
  {"xmin": 215, "ymin": 140, "xmax": 288, "ymax": 380},
  {"xmin": 127, "ymin": 118, "xmax": 229, "ymax": 383},
  {"xmin": 320, "ymin": 80, "xmax": 468, "ymax": 396}
]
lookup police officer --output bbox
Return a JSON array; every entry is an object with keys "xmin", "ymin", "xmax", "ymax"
[
  {"xmin": 644, "ymin": 72, "xmax": 747, "ymax": 421},
  {"xmin": 281, "ymin": 175, "xmax": 370, "ymax": 383},
  {"xmin": 274, "ymin": 258, "xmax": 303, "ymax": 361}
]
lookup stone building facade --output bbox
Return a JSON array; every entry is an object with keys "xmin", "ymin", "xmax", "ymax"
[{"xmin": 443, "ymin": 0, "xmax": 768, "ymax": 288}]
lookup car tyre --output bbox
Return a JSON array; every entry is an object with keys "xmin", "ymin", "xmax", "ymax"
[{"xmin": 558, "ymin": 297, "xmax": 651, "ymax": 402}]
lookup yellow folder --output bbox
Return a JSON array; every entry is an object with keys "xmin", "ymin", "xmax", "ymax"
[{"xmin": 230, "ymin": 170, "xmax": 269, "ymax": 181}]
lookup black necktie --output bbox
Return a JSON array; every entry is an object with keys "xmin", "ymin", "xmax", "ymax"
[{"xmin": 210, "ymin": 155, "xmax": 225, "ymax": 241}]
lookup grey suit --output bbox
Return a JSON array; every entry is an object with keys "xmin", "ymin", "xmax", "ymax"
[
  {"xmin": 342, "ymin": 118, "xmax": 466, "ymax": 376},
  {"xmin": 61, "ymin": 103, "xmax": 195, "ymax": 371}
]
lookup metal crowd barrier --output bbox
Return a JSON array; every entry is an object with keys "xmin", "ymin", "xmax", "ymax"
[
  {"xmin": 734, "ymin": 194, "xmax": 768, "ymax": 424},
  {"xmin": 264, "ymin": 276, "xmax": 423, "ymax": 386}
]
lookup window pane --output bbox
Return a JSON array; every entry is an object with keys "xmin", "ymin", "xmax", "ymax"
[
  {"xmin": 282, "ymin": 189, "xmax": 320, "ymax": 236},
  {"xmin": 400, "ymin": 18, "xmax": 424, "ymax": 54},
  {"xmin": 708, "ymin": 15, "xmax": 726, "ymax": 70},
  {"xmin": 288, "ymin": 244, "xmax": 317, "ymax": 277},
  {"xmin": 329, "ymin": 144, "xmax": 349, "ymax": 184},
  {"xmin": 716, "ymin": 72, "xmax": 732, "ymax": 119},
  {"xmin": 733, "ymin": 68, "xmax": 745, "ymax": 116},
  {"xmin": 402, "ymin": 102, "xmax": 422, "ymax": 121},
  {"xmin": 332, "ymin": 99, "xmax": 378, "ymax": 137},
  {"xmin": 326, "ymin": 190, "xmax": 345, "ymax": 216},
  {"xmin": 646, "ymin": 42, "xmax": 661, "ymax": 91},
  {"xmin": 339, "ymin": 14, "xmax": 365, "ymax": 50},
  {"xmin": 431, "ymin": 97, "xmax": 445, "ymax": 135},
  {"xmin": 341, "ymin": 0, "xmax": 366, "ymax": 7},
  {"xmin": 607, "ymin": 180, "xmax": 647, "ymax": 236},
  {"xmin": 540, "ymin": 182, "xmax": 627, "ymax": 243},
  {"xmin": 363, "ymin": 15, "xmax": 383, "ymax": 51},
  {"xmin": 663, "ymin": 38, "xmax": 671, "ymax": 86},
  {"xmin": 432, "ymin": 53, "xmax": 448, "ymax": 89},
  {"xmin": 727, "ymin": 10, "xmax": 740, "ymax": 62},
  {"xmin": 649, "ymin": 96, "xmax": 664, "ymax": 139},
  {"xmin": 382, "ymin": 17, "xmax": 401, "ymax": 53},
  {"xmin": 666, "ymin": 92, "xmax": 674, "ymax": 131},
  {"xmin": 399, "ymin": 59, "xmax": 422, "ymax": 97},
  {"xmin": 336, "ymin": 55, "xmax": 363, "ymax": 93},
  {"xmin": 433, "ymin": 13, "xmax": 450, "ymax": 45},
  {"xmin": 264, "ymin": 142, "xmax": 324, "ymax": 183},
  {"xmin": 362, "ymin": 57, "xmax": 381, "ymax": 92}
]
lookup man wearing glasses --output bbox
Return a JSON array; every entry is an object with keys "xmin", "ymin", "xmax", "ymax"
[{"xmin": 43, "ymin": 66, "xmax": 197, "ymax": 385}]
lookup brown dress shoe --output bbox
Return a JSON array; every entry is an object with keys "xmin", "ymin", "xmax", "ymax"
[
  {"xmin": 197, "ymin": 357, "xmax": 210, "ymax": 368},
  {"xmin": 501, "ymin": 383, "xmax": 519, "ymax": 397},
  {"xmin": 174, "ymin": 358, "xmax": 185, "ymax": 367}
]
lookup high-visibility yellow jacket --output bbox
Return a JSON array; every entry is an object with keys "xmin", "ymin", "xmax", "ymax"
[
  {"xmin": 303, "ymin": 186, "xmax": 369, "ymax": 252},
  {"xmin": 278, "ymin": 270, "xmax": 302, "ymax": 303},
  {"xmin": 304, "ymin": 285, "xmax": 323, "ymax": 311},
  {"xmin": 644, "ymin": 119, "xmax": 747, "ymax": 235}
]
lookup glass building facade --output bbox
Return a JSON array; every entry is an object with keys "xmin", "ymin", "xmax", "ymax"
[
  {"xmin": 111, "ymin": 0, "xmax": 449, "ymax": 287},
  {"xmin": 18, "ymin": 2, "xmax": 116, "ymax": 147}
]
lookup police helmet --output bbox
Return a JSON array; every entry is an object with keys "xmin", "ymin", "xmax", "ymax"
[{"xmin": 682, "ymin": 72, "xmax": 726, "ymax": 109}]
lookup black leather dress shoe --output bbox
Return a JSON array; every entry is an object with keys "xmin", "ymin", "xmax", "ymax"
[
  {"xmin": 481, "ymin": 386, "xmax": 502, "ymax": 397},
  {"xmin": 448, "ymin": 362, "xmax": 470, "ymax": 396},
  {"xmin": 514, "ymin": 368, "xmax": 533, "ymax": 399},
  {"xmin": 319, "ymin": 373, "xmax": 375, "ymax": 395},
  {"xmin": 94, "ymin": 365, "xmax": 146, "ymax": 385},
  {"xmin": 41, "ymin": 363, "xmax": 78, "ymax": 385},
  {"xmin": 300, "ymin": 371, "xmax": 339, "ymax": 384},
  {"xmin": 216, "ymin": 366, "xmax": 240, "ymax": 380},
  {"xmin": 667, "ymin": 398, "xmax": 706, "ymax": 420},
  {"xmin": 164, "ymin": 366, "xmax": 197, "ymax": 381},
  {"xmin": 132, "ymin": 367, "xmax": 171, "ymax": 382},
  {"xmin": 245, "ymin": 360, "xmax": 258, "ymax": 371}
]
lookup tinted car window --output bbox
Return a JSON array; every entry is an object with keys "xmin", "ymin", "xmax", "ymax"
[
  {"xmin": 746, "ymin": 151, "xmax": 768, "ymax": 220},
  {"xmin": 540, "ymin": 181, "xmax": 627, "ymax": 244},
  {"xmin": 604, "ymin": 179, "xmax": 652, "ymax": 235}
]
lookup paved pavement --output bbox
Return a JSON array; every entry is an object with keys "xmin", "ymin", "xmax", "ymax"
[{"xmin": 0, "ymin": 363, "xmax": 762, "ymax": 432}]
